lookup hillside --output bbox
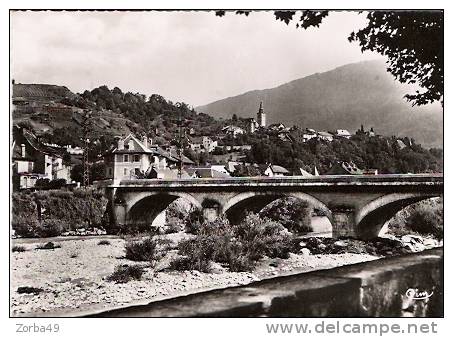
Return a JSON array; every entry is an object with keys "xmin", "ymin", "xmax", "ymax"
[
  {"xmin": 12, "ymin": 83, "xmax": 223, "ymax": 151},
  {"xmin": 196, "ymin": 60, "xmax": 443, "ymax": 148}
]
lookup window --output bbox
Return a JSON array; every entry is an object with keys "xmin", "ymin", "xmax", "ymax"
[
  {"xmin": 123, "ymin": 168, "xmax": 128, "ymax": 176},
  {"xmin": 108, "ymin": 168, "xmax": 113, "ymax": 177},
  {"xmin": 124, "ymin": 154, "xmax": 129, "ymax": 162},
  {"xmin": 134, "ymin": 155, "xmax": 140, "ymax": 162}
]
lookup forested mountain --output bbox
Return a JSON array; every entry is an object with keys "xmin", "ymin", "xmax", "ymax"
[{"xmin": 196, "ymin": 60, "xmax": 443, "ymax": 148}]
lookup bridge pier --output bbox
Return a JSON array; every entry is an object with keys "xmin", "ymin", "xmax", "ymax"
[
  {"xmin": 202, "ymin": 206, "xmax": 221, "ymax": 222},
  {"xmin": 330, "ymin": 207, "xmax": 359, "ymax": 239}
]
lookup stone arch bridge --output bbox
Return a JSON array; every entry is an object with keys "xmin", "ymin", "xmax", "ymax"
[{"xmin": 105, "ymin": 174, "xmax": 443, "ymax": 239}]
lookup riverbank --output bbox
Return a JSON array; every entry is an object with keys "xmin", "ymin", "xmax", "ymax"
[{"xmin": 11, "ymin": 234, "xmax": 379, "ymax": 317}]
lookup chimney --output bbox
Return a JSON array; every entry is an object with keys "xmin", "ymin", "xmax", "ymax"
[
  {"xmin": 142, "ymin": 136, "xmax": 148, "ymax": 149},
  {"xmin": 21, "ymin": 144, "xmax": 26, "ymax": 157},
  {"xmin": 118, "ymin": 138, "xmax": 124, "ymax": 150}
]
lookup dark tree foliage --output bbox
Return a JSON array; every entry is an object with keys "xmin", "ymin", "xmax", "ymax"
[
  {"xmin": 216, "ymin": 10, "xmax": 443, "ymax": 106},
  {"xmin": 348, "ymin": 11, "xmax": 443, "ymax": 106},
  {"xmin": 244, "ymin": 133, "xmax": 442, "ymax": 174}
]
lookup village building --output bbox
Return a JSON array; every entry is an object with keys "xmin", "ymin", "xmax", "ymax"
[
  {"xmin": 104, "ymin": 134, "xmax": 194, "ymax": 181},
  {"xmin": 202, "ymin": 136, "xmax": 218, "ymax": 153},
  {"xmin": 317, "ymin": 131, "xmax": 334, "ymax": 142},
  {"xmin": 257, "ymin": 101, "xmax": 266, "ymax": 127},
  {"xmin": 12, "ymin": 126, "xmax": 71, "ymax": 190},
  {"xmin": 325, "ymin": 161, "xmax": 363, "ymax": 175},
  {"xmin": 335, "ymin": 129, "xmax": 352, "ymax": 139},
  {"xmin": 221, "ymin": 125, "xmax": 245, "ymax": 138},
  {"xmin": 263, "ymin": 164, "xmax": 291, "ymax": 177},
  {"xmin": 245, "ymin": 118, "xmax": 258, "ymax": 133},
  {"xmin": 186, "ymin": 167, "xmax": 231, "ymax": 178}
]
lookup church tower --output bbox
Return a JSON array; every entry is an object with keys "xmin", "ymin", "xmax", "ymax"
[{"xmin": 257, "ymin": 101, "xmax": 266, "ymax": 127}]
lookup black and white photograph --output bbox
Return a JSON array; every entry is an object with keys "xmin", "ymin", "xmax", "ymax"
[{"xmin": 5, "ymin": 2, "xmax": 447, "ymax": 332}]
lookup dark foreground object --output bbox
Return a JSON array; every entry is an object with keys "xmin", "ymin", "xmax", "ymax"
[{"xmin": 88, "ymin": 248, "xmax": 443, "ymax": 317}]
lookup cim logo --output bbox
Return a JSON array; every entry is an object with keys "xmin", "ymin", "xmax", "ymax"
[{"xmin": 405, "ymin": 288, "xmax": 434, "ymax": 300}]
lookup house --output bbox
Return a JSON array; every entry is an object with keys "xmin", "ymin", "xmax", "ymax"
[
  {"xmin": 12, "ymin": 126, "xmax": 71, "ymax": 190},
  {"xmin": 104, "ymin": 134, "xmax": 194, "ymax": 181},
  {"xmin": 325, "ymin": 161, "xmax": 363, "ymax": 175},
  {"xmin": 302, "ymin": 128, "xmax": 318, "ymax": 142},
  {"xmin": 149, "ymin": 167, "xmax": 190, "ymax": 179},
  {"xmin": 222, "ymin": 125, "xmax": 245, "ymax": 138},
  {"xmin": 268, "ymin": 123, "xmax": 286, "ymax": 132},
  {"xmin": 336, "ymin": 129, "xmax": 351, "ymax": 139},
  {"xmin": 263, "ymin": 164, "xmax": 290, "ymax": 177},
  {"xmin": 202, "ymin": 136, "xmax": 218, "ymax": 153},
  {"xmin": 317, "ymin": 131, "xmax": 334, "ymax": 142},
  {"xmin": 245, "ymin": 118, "xmax": 258, "ymax": 133},
  {"xmin": 186, "ymin": 167, "xmax": 231, "ymax": 179}
]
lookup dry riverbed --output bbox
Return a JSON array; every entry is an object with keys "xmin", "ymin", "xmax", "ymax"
[{"xmin": 10, "ymin": 234, "xmax": 379, "ymax": 317}]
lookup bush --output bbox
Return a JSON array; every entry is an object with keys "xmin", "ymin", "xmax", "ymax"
[
  {"xmin": 36, "ymin": 242, "xmax": 61, "ymax": 250},
  {"xmin": 405, "ymin": 200, "xmax": 443, "ymax": 239},
  {"xmin": 11, "ymin": 189, "xmax": 108, "ymax": 238},
  {"xmin": 107, "ymin": 264, "xmax": 145, "ymax": 283},
  {"xmin": 164, "ymin": 221, "xmax": 184, "ymax": 234},
  {"xmin": 184, "ymin": 207, "xmax": 204, "ymax": 234},
  {"xmin": 125, "ymin": 236, "xmax": 160, "ymax": 262},
  {"xmin": 17, "ymin": 286, "xmax": 43, "ymax": 295},
  {"xmin": 38, "ymin": 219, "xmax": 65, "ymax": 237},
  {"xmin": 387, "ymin": 198, "xmax": 443, "ymax": 239},
  {"xmin": 260, "ymin": 197, "xmax": 313, "ymax": 234},
  {"xmin": 98, "ymin": 239, "xmax": 111, "ymax": 245},
  {"xmin": 171, "ymin": 213, "xmax": 295, "ymax": 273},
  {"xmin": 11, "ymin": 216, "xmax": 40, "ymax": 238},
  {"xmin": 12, "ymin": 245, "xmax": 26, "ymax": 252}
]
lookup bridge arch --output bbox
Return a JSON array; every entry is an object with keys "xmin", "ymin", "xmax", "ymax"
[
  {"xmin": 222, "ymin": 191, "xmax": 332, "ymax": 226},
  {"xmin": 355, "ymin": 193, "xmax": 440, "ymax": 239},
  {"xmin": 124, "ymin": 191, "xmax": 202, "ymax": 232}
]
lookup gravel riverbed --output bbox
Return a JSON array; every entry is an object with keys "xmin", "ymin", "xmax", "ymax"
[{"xmin": 10, "ymin": 235, "xmax": 378, "ymax": 317}]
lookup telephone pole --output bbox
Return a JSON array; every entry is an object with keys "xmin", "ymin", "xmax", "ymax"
[
  {"xmin": 81, "ymin": 111, "xmax": 92, "ymax": 187},
  {"xmin": 176, "ymin": 113, "xmax": 184, "ymax": 179}
]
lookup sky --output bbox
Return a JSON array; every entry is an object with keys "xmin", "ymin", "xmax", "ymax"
[{"xmin": 10, "ymin": 10, "xmax": 383, "ymax": 106}]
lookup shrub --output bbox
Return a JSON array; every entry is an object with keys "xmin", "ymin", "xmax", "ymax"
[
  {"xmin": 107, "ymin": 264, "xmax": 145, "ymax": 283},
  {"xmin": 171, "ymin": 213, "xmax": 295, "ymax": 273},
  {"xmin": 11, "ymin": 189, "xmax": 108, "ymax": 237},
  {"xmin": 164, "ymin": 221, "xmax": 184, "ymax": 234},
  {"xmin": 125, "ymin": 236, "xmax": 160, "ymax": 262},
  {"xmin": 184, "ymin": 207, "xmax": 204, "ymax": 234},
  {"xmin": 98, "ymin": 239, "xmax": 111, "ymax": 246},
  {"xmin": 12, "ymin": 245, "xmax": 26, "ymax": 252},
  {"xmin": 260, "ymin": 197, "xmax": 313, "ymax": 234},
  {"xmin": 387, "ymin": 198, "xmax": 443, "ymax": 239},
  {"xmin": 17, "ymin": 286, "xmax": 43, "ymax": 295},
  {"xmin": 36, "ymin": 242, "xmax": 61, "ymax": 250},
  {"xmin": 11, "ymin": 216, "xmax": 40, "ymax": 238},
  {"xmin": 405, "ymin": 200, "xmax": 443, "ymax": 239},
  {"xmin": 38, "ymin": 219, "xmax": 65, "ymax": 237}
]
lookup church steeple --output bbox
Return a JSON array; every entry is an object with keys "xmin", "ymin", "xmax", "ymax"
[{"xmin": 257, "ymin": 101, "xmax": 266, "ymax": 127}]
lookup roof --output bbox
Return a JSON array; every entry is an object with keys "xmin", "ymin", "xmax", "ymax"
[
  {"xmin": 336, "ymin": 129, "xmax": 351, "ymax": 135},
  {"xmin": 298, "ymin": 168, "xmax": 314, "ymax": 177},
  {"xmin": 186, "ymin": 167, "xmax": 231, "ymax": 178},
  {"xmin": 12, "ymin": 126, "xmax": 62, "ymax": 160},
  {"xmin": 222, "ymin": 125, "xmax": 244, "ymax": 132},
  {"xmin": 150, "ymin": 168, "xmax": 190, "ymax": 179},
  {"xmin": 326, "ymin": 161, "xmax": 363, "ymax": 175},
  {"xmin": 166, "ymin": 148, "xmax": 195, "ymax": 165},
  {"xmin": 268, "ymin": 165, "xmax": 290, "ymax": 174},
  {"xmin": 318, "ymin": 131, "xmax": 333, "ymax": 137},
  {"xmin": 112, "ymin": 134, "xmax": 152, "ymax": 154}
]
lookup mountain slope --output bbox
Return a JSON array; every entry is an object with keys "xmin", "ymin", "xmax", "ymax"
[{"xmin": 196, "ymin": 60, "xmax": 443, "ymax": 148}]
